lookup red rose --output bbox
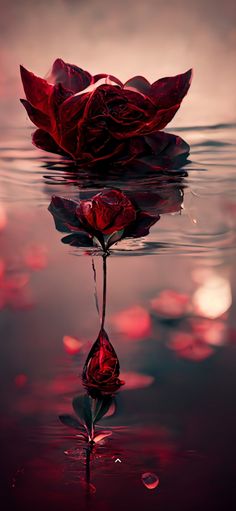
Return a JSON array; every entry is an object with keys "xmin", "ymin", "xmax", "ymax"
[
  {"xmin": 48, "ymin": 188, "xmax": 159, "ymax": 249},
  {"xmin": 82, "ymin": 328, "xmax": 123, "ymax": 396},
  {"xmin": 20, "ymin": 58, "xmax": 192, "ymax": 166},
  {"xmin": 76, "ymin": 189, "xmax": 136, "ymax": 235}
]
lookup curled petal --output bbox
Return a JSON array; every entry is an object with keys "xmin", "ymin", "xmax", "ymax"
[
  {"xmin": 32, "ymin": 129, "xmax": 69, "ymax": 156},
  {"xmin": 124, "ymin": 211, "xmax": 160, "ymax": 238},
  {"xmin": 48, "ymin": 196, "xmax": 82, "ymax": 232},
  {"xmin": 150, "ymin": 69, "xmax": 193, "ymax": 109},
  {"xmin": 124, "ymin": 76, "xmax": 151, "ymax": 95},
  {"xmin": 20, "ymin": 65, "xmax": 53, "ymax": 114},
  {"xmin": 93, "ymin": 73, "xmax": 123, "ymax": 87},
  {"xmin": 50, "ymin": 58, "xmax": 92, "ymax": 93},
  {"xmin": 20, "ymin": 100, "xmax": 51, "ymax": 131}
]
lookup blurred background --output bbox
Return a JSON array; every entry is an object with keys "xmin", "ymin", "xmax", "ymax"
[{"xmin": 0, "ymin": 0, "xmax": 235, "ymax": 128}]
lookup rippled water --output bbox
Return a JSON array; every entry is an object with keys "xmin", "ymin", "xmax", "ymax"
[{"xmin": 1, "ymin": 124, "xmax": 236, "ymax": 510}]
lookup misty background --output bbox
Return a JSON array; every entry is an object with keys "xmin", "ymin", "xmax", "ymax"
[{"xmin": 0, "ymin": 0, "xmax": 235, "ymax": 127}]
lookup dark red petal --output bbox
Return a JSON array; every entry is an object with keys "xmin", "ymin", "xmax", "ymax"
[
  {"xmin": 77, "ymin": 189, "xmax": 136, "ymax": 235},
  {"xmin": 20, "ymin": 65, "xmax": 53, "ymax": 114},
  {"xmin": 32, "ymin": 129, "xmax": 69, "ymax": 156},
  {"xmin": 124, "ymin": 76, "xmax": 151, "ymax": 94},
  {"xmin": 61, "ymin": 233, "xmax": 94, "ymax": 247},
  {"xmin": 150, "ymin": 69, "xmax": 192, "ymax": 109},
  {"xmin": 48, "ymin": 195, "xmax": 83, "ymax": 233},
  {"xmin": 148, "ymin": 104, "xmax": 181, "ymax": 130},
  {"xmin": 145, "ymin": 131, "xmax": 190, "ymax": 159},
  {"xmin": 93, "ymin": 73, "xmax": 123, "ymax": 87},
  {"xmin": 124, "ymin": 211, "xmax": 160, "ymax": 238},
  {"xmin": 50, "ymin": 58, "xmax": 92, "ymax": 93},
  {"xmin": 59, "ymin": 93, "xmax": 88, "ymax": 134},
  {"xmin": 82, "ymin": 328, "xmax": 122, "ymax": 396},
  {"xmin": 20, "ymin": 100, "xmax": 51, "ymax": 131}
]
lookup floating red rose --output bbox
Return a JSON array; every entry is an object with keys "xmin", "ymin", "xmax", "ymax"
[
  {"xmin": 82, "ymin": 328, "xmax": 123, "ymax": 396},
  {"xmin": 48, "ymin": 188, "xmax": 159, "ymax": 250},
  {"xmin": 20, "ymin": 58, "xmax": 192, "ymax": 166}
]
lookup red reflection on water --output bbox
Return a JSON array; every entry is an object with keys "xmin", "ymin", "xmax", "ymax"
[
  {"xmin": 0, "ymin": 203, "xmax": 7, "ymax": 231},
  {"xmin": 150, "ymin": 289, "xmax": 191, "ymax": 318},
  {"xmin": 111, "ymin": 305, "xmax": 151, "ymax": 340},
  {"xmin": 168, "ymin": 331, "xmax": 214, "ymax": 361},
  {"xmin": 24, "ymin": 243, "xmax": 48, "ymax": 270},
  {"xmin": 120, "ymin": 371, "xmax": 154, "ymax": 390},
  {"xmin": 0, "ymin": 267, "xmax": 34, "ymax": 310},
  {"xmin": 14, "ymin": 374, "xmax": 28, "ymax": 388},
  {"xmin": 63, "ymin": 335, "xmax": 83, "ymax": 355},
  {"xmin": 167, "ymin": 317, "xmax": 227, "ymax": 361}
]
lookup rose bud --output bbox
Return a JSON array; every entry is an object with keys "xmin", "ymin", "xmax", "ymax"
[
  {"xmin": 82, "ymin": 328, "xmax": 124, "ymax": 397},
  {"xmin": 48, "ymin": 188, "xmax": 159, "ymax": 250}
]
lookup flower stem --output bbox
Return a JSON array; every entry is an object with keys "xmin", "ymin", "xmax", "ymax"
[
  {"xmin": 85, "ymin": 444, "xmax": 91, "ymax": 485},
  {"xmin": 101, "ymin": 253, "xmax": 108, "ymax": 330}
]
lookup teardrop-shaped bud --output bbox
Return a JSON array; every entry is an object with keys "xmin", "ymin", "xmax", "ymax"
[{"xmin": 82, "ymin": 328, "xmax": 124, "ymax": 397}]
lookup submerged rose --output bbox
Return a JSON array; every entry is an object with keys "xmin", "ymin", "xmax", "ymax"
[
  {"xmin": 82, "ymin": 328, "xmax": 123, "ymax": 396},
  {"xmin": 48, "ymin": 188, "xmax": 159, "ymax": 250},
  {"xmin": 20, "ymin": 58, "xmax": 192, "ymax": 166}
]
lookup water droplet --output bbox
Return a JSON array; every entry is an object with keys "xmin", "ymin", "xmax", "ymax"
[{"xmin": 141, "ymin": 472, "xmax": 159, "ymax": 490}]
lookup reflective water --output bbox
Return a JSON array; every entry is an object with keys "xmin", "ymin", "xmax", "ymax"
[{"xmin": 0, "ymin": 124, "xmax": 236, "ymax": 510}]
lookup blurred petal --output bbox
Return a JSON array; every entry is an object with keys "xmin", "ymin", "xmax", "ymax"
[
  {"xmin": 24, "ymin": 244, "xmax": 48, "ymax": 270},
  {"xmin": 120, "ymin": 372, "xmax": 154, "ymax": 390},
  {"xmin": 111, "ymin": 306, "xmax": 151, "ymax": 340},
  {"xmin": 151, "ymin": 290, "xmax": 191, "ymax": 318},
  {"xmin": 168, "ymin": 332, "xmax": 214, "ymax": 361},
  {"xmin": 63, "ymin": 335, "xmax": 83, "ymax": 355}
]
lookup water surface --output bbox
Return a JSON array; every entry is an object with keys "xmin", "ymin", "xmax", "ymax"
[{"xmin": 0, "ymin": 124, "xmax": 236, "ymax": 510}]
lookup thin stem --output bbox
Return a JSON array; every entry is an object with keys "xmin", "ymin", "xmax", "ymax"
[
  {"xmin": 101, "ymin": 253, "xmax": 107, "ymax": 330},
  {"xmin": 85, "ymin": 445, "xmax": 91, "ymax": 485},
  {"xmin": 91, "ymin": 257, "xmax": 100, "ymax": 318}
]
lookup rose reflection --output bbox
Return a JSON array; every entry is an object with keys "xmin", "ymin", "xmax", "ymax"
[
  {"xmin": 82, "ymin": 328, "xmax": 124, "ymax": 397},
  {"xmin": 48, "ymin": 188, "xmax": 160, "ymax": 251}
]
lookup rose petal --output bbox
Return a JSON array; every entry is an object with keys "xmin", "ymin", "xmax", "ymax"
[
  {"xmin": 32, "ymin": 129, "xmax": 69, "ymax": 156},
  {"xmin": 124, "ymin": 76, "xmax": 151, "ymax": 95},
  {"xmin": 111, "ymin": 306, "xmax": 151, "ymax": 340},
  {"xmin": 20, "ymin": 99, "xmax": 51, "ymax": 131},
  {"xmin": 50, "ymin": 58, "xmax": 92, "ymax": 93},
  {"xmin": 150, "ymin": 69, "xmax": 193, "ymax": 109},
  {"xmin": 48, "ymin": 196, "xmax": 82, "ymax": 232},
  {"xmin": 20, "ymin": 65, "xmax": 53, "ymax": 114}
]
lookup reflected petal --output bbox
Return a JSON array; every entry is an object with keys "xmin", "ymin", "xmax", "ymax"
[
  {"xmin": 63, "ymin": 335, "xmax": 83, "ymax": 355},
  {"xmin": 120, "ymin": 372, "xmax": 154, "ymax": 390},
  {"xmin": 111, "ymin": 306, "xmax": 151, "ymax": 340},
  {"xmin": 151, "ymin": 290, "xmax": 190, "ymax": 318}
]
